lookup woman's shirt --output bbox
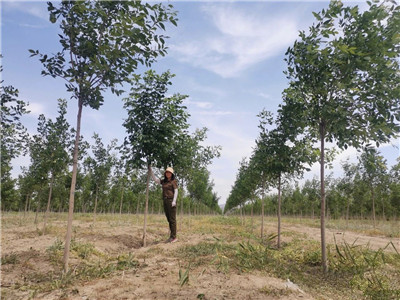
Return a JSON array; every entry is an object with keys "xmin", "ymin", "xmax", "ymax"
[{"xmin": 161, "ymin": 179, "xmax": 178, "ymax": 199}]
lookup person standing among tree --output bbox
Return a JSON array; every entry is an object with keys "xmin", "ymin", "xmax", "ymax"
[{"xmin": 149, "ymin": 166, "xmax": 178, "ymax": 243}]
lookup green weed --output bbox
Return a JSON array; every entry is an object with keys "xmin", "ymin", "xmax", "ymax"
[
  {"xmin": 1, "ymin": 252, "xmax": 19, "ymax": 265},
  {"xmin": 70, "ymin": 239, "xmax": 97, "ymax": 259},
  {"xmin": 179, "ymin": 263, "xmax": 191, "ymax": 287},
  {"xmin": 331, "ymin": 239, "xmax": 400, "ymax": 299}
]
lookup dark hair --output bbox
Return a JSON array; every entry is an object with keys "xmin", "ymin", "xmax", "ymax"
[{"xmin": 163, "ymin": 172, "xmax": 175, "ymax": 181}]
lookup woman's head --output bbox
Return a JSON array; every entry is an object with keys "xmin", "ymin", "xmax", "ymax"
[{"xmin": 164, "ymin": 167, "xmax": 175, "ymax": 180}]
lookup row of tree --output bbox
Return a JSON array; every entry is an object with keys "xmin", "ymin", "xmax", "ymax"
[
  {"xmin": 227, "ymin": 149, "xmax": 400, "ymax": 221},
  {"xmin": 224, "ymin": 0, "xmax": 400, "ymax": 273},
  {"xmin": 2, "ymin": 74, "xmax": 222, "ymax": 216},
  {"xmin": 1, "ymin": 1, "xmax": 221, "ymax": 270}
]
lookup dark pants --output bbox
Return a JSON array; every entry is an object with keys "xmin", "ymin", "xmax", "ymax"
[{"xmin": 163, "ymin": 198, "xmax": 177, "ymax": 239}]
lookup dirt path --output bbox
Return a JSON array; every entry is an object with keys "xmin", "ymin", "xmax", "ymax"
[{"xmin": 280, "ymin": 223, "xmax": 400, "ymax": 253}]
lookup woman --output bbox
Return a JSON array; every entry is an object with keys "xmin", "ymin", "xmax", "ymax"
[{"xmin": 149, "ymin": 166, "xmax": 178, "ymax": 243}]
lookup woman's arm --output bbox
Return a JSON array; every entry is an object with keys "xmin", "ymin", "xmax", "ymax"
[
  {"xmin": 172, "ymin": 188, "xmax": 178, "ymax": 207},
  {"xmin": 148, "ymin": 165, "xmax": 161, "ymax": 184}
]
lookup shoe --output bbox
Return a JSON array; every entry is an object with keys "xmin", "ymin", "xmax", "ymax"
[
  {"xmin": 170, "ymin": 238, "xmax": 178, "ymax": 243},
  {"xmin": 165, "ymin": 237, "xmax": 173, "ymax": 243}
]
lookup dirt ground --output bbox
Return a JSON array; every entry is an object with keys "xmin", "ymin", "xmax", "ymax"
[{"xmin": 1, "ymin": 214, "xmax": 399, "ymax": 300}]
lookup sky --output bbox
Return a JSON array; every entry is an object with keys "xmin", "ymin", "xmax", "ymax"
[{"xmin": 2, "ymin": 0, "xmax": 399, "ymax": 206}]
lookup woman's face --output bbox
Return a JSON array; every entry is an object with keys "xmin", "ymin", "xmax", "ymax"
[{"xmin": 165, "ymin": 171, "xmax": 172, "ymax": 179}]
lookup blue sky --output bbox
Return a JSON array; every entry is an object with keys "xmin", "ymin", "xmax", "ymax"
[{"xmin": 2, "ymin": 0, "xmax": 399, "ymax": 205}]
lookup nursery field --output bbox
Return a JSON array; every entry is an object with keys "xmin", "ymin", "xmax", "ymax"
[{"xmin": 1, "ymin": 213, "xmax": 400, "ymax": 300}]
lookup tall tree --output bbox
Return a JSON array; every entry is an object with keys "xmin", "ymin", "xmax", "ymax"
[
  {"xmin": 173, "ymin": 128, "xmax": 221, "ymax": 214},
  {"xmin": 86, "ymin": 134, "xmax": 117, "ymax": 222},
  {"xmin": 1, "ymin": 64, "xmax": 29, "ymax": 210},
  {"xmin": 253, "ymin": 109, "xmax": 316, "ymax": 247},
  {"xmin": 283, "ymin": 0, "xmax": 400, "ymax": 273},
  {"xmin": 42, "ymin": 99, "xmax": 73, "ymax": 233},
  {"xmin": 29, "ymin": 0, "xmax": 178, "ymax": 272},
  {"xmin": 358, "ymin": 147, "xmax": 388, "ymax": 228},
  {"xmin": 123, "ymin": 70, "xmax": 189, "ymax": 246}
]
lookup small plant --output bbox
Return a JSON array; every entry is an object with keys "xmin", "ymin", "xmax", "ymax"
[
  {"xmin": 116, "ymin": 253, "xmax": 138, "ymax": 270},
  {"xmin": 331, "ymin": 239, "xmax": 400, "ymax": 298},
  {"xmin": 1, "ymin": 252, "xmax": 19, "ymax": 265},
  {"xmin": 46, "ymin": 238, "xmax": 64, "ymax": 265},
  {"xmin": 70, "ymin": 239, "xmax": 96, "ymax": 259},
  {"xmin": 179, "ymin": 263, "xmax": 191, "ymax": 287}
]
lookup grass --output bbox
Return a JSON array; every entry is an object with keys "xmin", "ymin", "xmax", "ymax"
[{"xmin": 2, "ymin": 212, "xmax": 399, "ymax": 299}]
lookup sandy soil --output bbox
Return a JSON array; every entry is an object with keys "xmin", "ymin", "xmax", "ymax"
[{"xmin": 1, "ymin": 215, "xmax": 399, "ymax": 300}]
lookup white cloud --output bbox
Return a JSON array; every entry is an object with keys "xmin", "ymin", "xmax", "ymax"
[
  {"xmin": 171, "ymin": 4, "xmax": 300, "ymax": 78},
  {"xmin": 196, "ymin": 110, "xmax": 233, "ymax": 116},
  {"xmin": 185, "ymin": 99, "xmax": 214, "ymax": 109},
  {"xmin": 27, "ymin": 101, "xmax": 46, "ymax": 117},
  {"xmin": 256, "ymin": 92, "xmax": 271, "ymax": 99},
  {"xmin": 4, "ymin": 1, "xmax": 49, "ymax": 21}
]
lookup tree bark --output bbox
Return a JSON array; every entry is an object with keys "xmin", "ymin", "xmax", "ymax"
[
  {"xmin": 63, "ymin": 99, "xmax": 83, "ymax": 273},
  {"xmin": 43, "ymin": 173, "xmax": 55, "ymax": 234},
  {"xmin": 277, "ymin": 174, "xmax": 282, "ymax": 249},
  {"xmin": 371, "ymin": 187, "xmax": 376, "ymax": 229},
  {"xmin": 320, "ymin": 122, "xmax": 328, "ymax": 274},
  {"xmin": 93, "ymin": 184, "xmax": 98, "ymax": 223},
  {"xmin": 261, "ymin": 178, "xmax": 265, "ymax": 240},
  {"xmin": 143, "ymin": 166, "xmax": 151, "ymax": 247},
  {"xmin": 119, "ymin": 182, "xmax": 124, "ymax": 215}
]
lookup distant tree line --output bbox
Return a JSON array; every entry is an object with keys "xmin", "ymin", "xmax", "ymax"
[
  {"xmin": 226, "ymin": 151, "xmax": 400, "ymax": 221},
  {"xmin": 1, "ymin": 96, "xmax": 222, "ymax": 215}
]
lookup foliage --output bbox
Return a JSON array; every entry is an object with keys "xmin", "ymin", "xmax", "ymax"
[
  {"xmin": 123, "ymin": 70, "xmax": 189, "ymax": 169},
  {"xmin": 29, "ymin": 0, "xmax": 178, "ymax": 270},
  {"xmin": 280, "ymin": 0, "xmax": 400, "ymax": 272},
  {"xmin": 1, "ymin": 64, "xmax": 30, "ymax": 210}
]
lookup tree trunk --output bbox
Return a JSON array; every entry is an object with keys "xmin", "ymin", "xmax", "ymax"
[
  {"xmin": 119, "ymin": 182, "xmax": 124, "ymax": 215},
  {"xmin": 346, "ymin": 197, "xmax": 350, "ymax": 228},
  {"xmin": 93, "ymin": 184, "xmax": 99, "ymax": 223},
  {"xmin": 143, "ymin": 166, "xmax": 151, "ymax": 247},
  {"xmin": 24, "ymin": 194, "xmax": 29, "ymax": 217},
  {"xmin": 251, "ymin": 203, "xmax": 254, "ymax": 233},
  {"xmin": 277, "ymin": 174, "xmax": 282, "ymax": 249},
  {"xmin": 371, "ymin": 187, "xmax": 376, "ymax": 229},
  {"xmin": 43, "ymin": 173, "xmax": 55, "ymax": 234},
  {"xmin": 261, "ymin": 181, "xmax": 265, "ymax": 239},
  {"xmin": 34, "ymin": 196, "xmax": 41, "ymax": 225},
  {"xmin": 320, "ymin": 123, "xmax": 328, "ymax": 274},
  {"xmin": 136, "ymin": 195, "xmax": 140, "ymax": 215},
  {"xmin": 63, "ymin": 99, "xmax": 83, "ymax": 273}
]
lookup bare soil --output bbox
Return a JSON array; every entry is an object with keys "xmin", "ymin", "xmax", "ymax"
[{"xmin": 1, "ymin": 214, "xmax": 399, "ymax": 300}]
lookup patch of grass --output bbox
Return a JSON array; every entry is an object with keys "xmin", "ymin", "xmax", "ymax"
[
  {"xmin": 177, "ymin": 242, "xmax": 217, "ymax": 267},
  {"xmin": 208, "ymin": 216, "xmax": 241, "ymax": 226},
  {"xmin": 1, "ymin": 252, "xmax": 19, "ymax": 265},
  {"xmin": 46, "ymin": 238, "xmax": 64, "ymax": 265},
  {"xmin": 331, "ymin": 240, "xmax": 400, "ymax": 299},
  {"xmin": 259, "ymin": 286, "xmax": 292, "ymax": 297},
  {"xmin": 217, "ymin": 233, "xmax": 400, "ymax": 299},
  {"xmin": 70, "ymin": 239, "xmax": 98, "ymax": 259},
  {"xmin": 20, "ymin": 252, "xmax": 140, "ymax": 294}
]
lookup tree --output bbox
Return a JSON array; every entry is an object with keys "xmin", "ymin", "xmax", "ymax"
[
  {"xmin": 172, "ymin": 128, "xmax": 221, "ymax": 215},
  {"xmin": 1, "ymin": 64, "xmax": 29, "ymax": 210},
  {"xmin": 283, "ymin": 0, "xmax": 400, "ymax": 273},
  {"xmin": 123, "ymin": 70, "xmax": 189, "ymax": 246},
  {"xmin": 30, "ymin": 0, "xmax": 178, "ymax": 272},
  {"xmin": 389, "ymin": 158, "xmax": 400, "ymax": 216},
  {"xmin": 253, "ymin": 109, "xmax": 316, "ymax": 247},
  {"xmin": 86, "ymin": 133, "xmax": 117, "ymax": 222},
  {"xmin": 358, "ymin": 147, "xmax": 388, "ymax": 227},
  {"xmin": 41, "ymin": 99, "xmax": 73, "ymax": 233}
]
